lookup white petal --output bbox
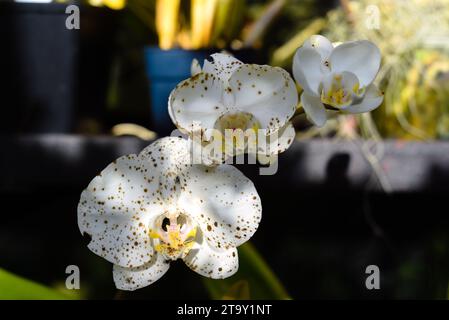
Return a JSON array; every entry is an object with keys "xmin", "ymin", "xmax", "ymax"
[
  {"xmin": 191, "ymin": 58, "xmax": 202, "ymax": 77},
  {"xmin": 139, "ymin": 137, "xmax": 193, "ymax": 203},
  {"xmin": 329, "ymin": 40, "xmax": 381, "ymax": 87},
  {"xmin": 344, "ymin": 84, "xmax": 384, "ymax": 114},
  {"xmin": 256, "ymin": 153, "xmax": 278, "ymax": 166},
  {"xmin": 229, "ymin": 64, "xmax": 298, "ymax": 134},
  {"xmin": 301, "ymin": 92, "xmax": 327, "ymax": 127},
  {"xmin": 178, "ymin": 164, "xmax": 262, "ymax": 250},
  {"xmin": 168, "ymin": 72, "xmax": 227, "ymax": 135},
  {"xmin": 139, "ymin": 137, "xmax": 191, "ymax": 175},
  {"xmin": 113, "ymin": 253, "xmax": 170, "ymax": 291},
  {"xmin": 183, "ymin": 237, "xmax": 238, "ymax": 279},
  {"xmin": 78, "ymin": 137, "xmax": 191, "ymax": 268},
  {"xmin": 257, "ymin": 122, "xmax": 295, "ymax": 158},
  {"xmin": 202, "ymin": 53, "xmax": 243, "ymax": 82},
  {"xmin": 270, "ymin": 121, "xmax": 296, "ymax": 154},
  {"xmin": 303, "ymin": 35, "xmax": 334, "ymax": 61},
  {"xmin": 78, "ymin": 154, "xmax": 163, "ymax": 268},
  {"xmin": 293, "ymin": 47, "xmax": 324, "ymax": 96}
]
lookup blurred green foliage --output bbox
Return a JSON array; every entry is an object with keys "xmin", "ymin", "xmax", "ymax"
[
  {"xmin": 0, "ymin": 268, "xmax": 74, "ymax": 300},
  {"xmin": 203, "ymin": 242, "xmax": 291, "ymax": 300},
  {"xmin": 323, "ymin": 0, "xmax": 449, "ymax": 139}
]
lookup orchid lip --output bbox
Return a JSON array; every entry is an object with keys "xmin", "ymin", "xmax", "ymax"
[
  {"xmin": 150, "ymin": 211, "xmax": 197, "ymax": 261},
  {"xmin": 214, "ymin": 111, "xmax": 261, "ymax": 133}
]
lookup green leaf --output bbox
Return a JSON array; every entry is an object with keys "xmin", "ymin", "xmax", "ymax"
[
  {"xmin": 221, "ymin": 280, "xmax": 250, "ymax": 300},
  {"xmin": 0, "ymin": 268, "xmax": 73, "ymax": 300},
  {"xmin": 203, "ymin": 242, "xmax": 291, "ymax": 300}
]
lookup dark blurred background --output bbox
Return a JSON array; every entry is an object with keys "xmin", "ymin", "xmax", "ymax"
[{"xmin": 0, "ymin": 0, "xmax": 448, "ymax": 299}]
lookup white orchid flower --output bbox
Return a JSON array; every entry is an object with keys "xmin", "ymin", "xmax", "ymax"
[
  {"xmin": 78, "ymin": 137, "xmax": 261, "ymax": 291},
  {"xmin": 293, "ymin": 35, "xmax": 384, "ymax": 127},
  {"xmin": 168, "ymin": 53, "xmax": 298, "ymax": 164}
]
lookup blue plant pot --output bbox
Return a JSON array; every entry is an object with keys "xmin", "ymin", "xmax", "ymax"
[{"xmin": 144, "ymin": 48, "xmax": 212, "ymax": 136}]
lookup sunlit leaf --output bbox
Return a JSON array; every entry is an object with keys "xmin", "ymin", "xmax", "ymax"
[
  {"xmin": 203, "ymin": 242, "xmax": 291, "ymax": 300},
  {"xmin": 0, "ymin": 268, "xmax": 73, "ymax": 300},
  {"xmin": 222, "ymin": 280, "xmax": 250, "ymax": 300}
]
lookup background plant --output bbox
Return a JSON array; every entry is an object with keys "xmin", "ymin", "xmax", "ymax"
[{"xmin": 324, "ymin": 0, "xmax": 449, "ymax": 140}]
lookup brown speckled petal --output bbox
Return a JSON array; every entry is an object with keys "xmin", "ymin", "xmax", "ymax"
[
  {"xmin": 257, "ymin": 121, "xmax": 295, "ymax": 160},
  {"xmin": 139, "ymin": 137, "xmax": 192, "ymax": 204},
  {"xmin": 78, "ymin": 154, "xmax": 163, "ymax": 268},
  {"xmin": 78, "ymin": 138, "xmax": 191, "ymax": 268},
  {"xmin": 202, "ymin": 53, "xmax": 244, "ymax": 82},
  {"xmin": 168, "ymin": 72, "xmax": 227, "ymax": 135},
  {"xmin": 183, "ymin": 239, "xmax": 238, "ymax": 279},
  {"xmin": 113, "ymin": 253, "xmax": 170, "ymax": 291},
  {"xmin": 229, "ymin": 64, "xmax": 298, "ymax": 134},
  {"xmin": 178, "ymin": 164, "xmax": 262, "ymax": 251}
]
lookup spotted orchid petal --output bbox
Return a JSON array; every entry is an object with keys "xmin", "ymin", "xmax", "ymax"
[
  {"xmin": 78, "ymin": 154, "xmax": 163, "ymax": 268},
  {"xmin": 184, "ymin": 239, "xmax": 238, "ymax": 279},
  {"xmin": 168, "ymin": 72, "xmax": 228, "ymax": 135},
  {"xmin": 139, "ymin": 137, "xmax": 191, "ymax": 176},
  {"xmin": 178, "ymin": 164, "xmax": 261, "ymax": 250},
  {"xmin": 139, "ymin": 138, "xmax": 193, "ymax": 203},
  {"xmin": 255, "ymin": 123, "xmax": 295, "ymax": 165},
  {"xmin": 344, "ymin": 84, "xmax": 384, "ymax": 114},
  {"xmin": 270, "ymin": 122, "xmax": 296, "ymax": 154},
  {"xmin": 228, "ymin": 64, "xmax": 298, "ymax": 134},
  {"xmin": 329, "ymin": 40, "xmax": 381, "ymax": 88},
  {"xmin": 78, "ymin": 138, "xmax": 191, "ymax": 268},
  {"xmin": 301, "ymin": 92, "xmax": 327, "ymax": 127},
  {"xmin": 256, "ymin": 122, "xmax": 295, "ymax": 161},
  {"xmin": 202, "ymin": 53, "xmax": 244, "ymax": 82},
  {"xmin": 113, "ymin": 253, "xmax": 170, "ymax": 291},
  {"xmin": 292, "ymin": 47, "xmax": 324, "ymax": 96},
  {"xmin": 302, "ymin": 35, "xmax": 334, "ymax": 61}
]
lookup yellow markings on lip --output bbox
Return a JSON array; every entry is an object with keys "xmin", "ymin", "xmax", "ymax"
[
  {"xmin": 151, "ymin": 224, "xmax": 197, "ymax": 259},
  {"xmin": 186, "ymin": 227, "xmax": 197, "ymax": 240},
  {"xmin": 321, "ymin": 74, "xmax": 354, "ymax": 108},
  {"xmin": 321, "ymin": 87, "xmax": 347, "ymax": 106},
  {"xmin": 149, "ymin": 230, "xmax": 160, "ymax": 239},
  {"xmin": 334, "ymin": 89, "xmax": 345, "ymax": 105},
  {"xmin": 168, "ymin": 229, "xmax": 182, "ymax": 250}
]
